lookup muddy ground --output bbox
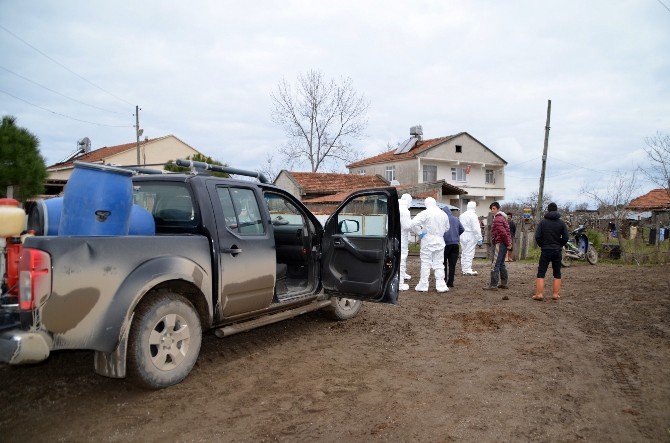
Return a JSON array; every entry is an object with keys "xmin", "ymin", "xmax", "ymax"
[{"xmin": 1, "ymin": 258, "xmax": 669, "ymax": 442}]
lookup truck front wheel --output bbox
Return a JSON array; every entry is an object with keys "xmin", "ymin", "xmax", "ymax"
[
  {"xmin": 127, "ymin": 292, "xmax": 202, "ymax": 389},
  {"xmin": 324, "ymin": 297, "xmax": 362, "ymax": 321}
]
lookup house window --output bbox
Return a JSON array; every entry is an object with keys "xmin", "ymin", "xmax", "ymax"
[
  {"xmin": 423, "ymin": 165, "xmax": 437, "ymax": 182},
  {"xmin": 385, "ymin": 165, "xmax": 396, "ymax": 181},
  {"xmin": 485, "ymin": 169, "xmax": 495, "ymax": 184},
  {"xmin": 451, "ymin": 167, "xmax": 466, "ymax": 182},
  {"xmin": 358, "ymin": 169, "xmax": 366, "ymax": 175},
  {"xmin": 455, "ymin": 145, "xmax": 462, "ymax": 153}
]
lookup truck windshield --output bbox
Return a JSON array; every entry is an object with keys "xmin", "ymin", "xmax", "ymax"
[{"xmin": 133, "ymin": 182, "xmax": 197, "ymax": 226}]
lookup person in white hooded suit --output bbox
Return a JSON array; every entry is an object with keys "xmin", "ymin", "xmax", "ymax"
[
  {"xmin": 459, "ymin": 201, "xmax": 482, "ymax": 275},
  {"xmin": 398, "ymin": 193, "xmax": 413, "ymax": 291},
  {"xmin": 409, "ymin": 197, "xmax": 450, "ymax": 292}
]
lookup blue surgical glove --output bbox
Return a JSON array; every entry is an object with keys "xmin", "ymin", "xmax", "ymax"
[
  {"xmin": 418, "ymin": 231, "xmax": 427, "ymax": 240},
  {"xmin": 477, "ymin": 240, "xmax": 483, "ymax": 246}
]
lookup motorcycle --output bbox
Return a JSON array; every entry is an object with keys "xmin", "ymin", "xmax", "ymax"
[{"xmin": 562, "ymin": 225, "xmax": 598, "ymax": 266}]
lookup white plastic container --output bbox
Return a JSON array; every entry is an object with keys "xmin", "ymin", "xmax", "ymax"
[{"xmin": 0, "ymin": 198, "xmax": 26, "ymax": 237}]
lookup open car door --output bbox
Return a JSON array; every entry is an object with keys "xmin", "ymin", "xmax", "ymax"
[{"xmin": 321, "ymin": 188, "xmax": 400, "ymax": 304}]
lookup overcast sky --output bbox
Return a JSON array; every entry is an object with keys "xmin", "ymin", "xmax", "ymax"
[{"xmin": 1, "ymin": 0, "xmax": 668, "ymax": 206}]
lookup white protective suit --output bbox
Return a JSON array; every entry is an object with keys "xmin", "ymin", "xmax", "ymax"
[
  {"xmin": 459, "ymin": 201, "xmax": 482, "ymax": 275},
  {"xmin": 399, "ymin": 193, "xmax": 413, "ymax": 285},
  {"xmin": 410, "ymin": 197, "xmax": 450, "ymax": 292},
  {"xmin": 399, "ymin": 198, "xmax": 412, "ymax": 291}
]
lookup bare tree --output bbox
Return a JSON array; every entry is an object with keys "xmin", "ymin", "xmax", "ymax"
[
  {"xmin": 271, "ymin": 70, "xmax": 369, "ymax": 172},
  {"xmin": 581, "ymin": 170, "xmax": 639, "ymax": 251},
  {"xmin": 257, "ymin": 153, "xmax": 294, "ymax": 183},
  {"xmin": 640, "ymin": 131, "xmax": 670, "ymax": 191},
  {"xmin": 517, "ymin": 191, "xmax": 554, "ymax": 216}
]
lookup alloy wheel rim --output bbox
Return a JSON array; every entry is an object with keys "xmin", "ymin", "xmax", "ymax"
[
  {"xmin": 148, "ymin": 313, "xmax": 190, "ymax": 371},
  {"xmin": 335, "ymin": 297, "xmax": 359, "ymax": 312}
]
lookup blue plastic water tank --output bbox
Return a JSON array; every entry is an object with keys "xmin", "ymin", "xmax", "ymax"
[
  {"xmin": 42, "ymin": 197, "xmax": 63, "ymax": 236},
  {"xmin": 59, "ymin": 162, "xmax": 134, "ymax": 236},
  {"xmin": 129, "ymin": 205, "xmax": 156, "ymax": 235},
  {"xmin": 32, "ymin": 198, "xmax": 155, "ymax": 236}
]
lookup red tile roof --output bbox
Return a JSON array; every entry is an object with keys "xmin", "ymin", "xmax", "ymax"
[
  {"xmin": 304, "ymin": 190, "xmax": 356, "ymax": 203},
  {"xmin": 288, "ymin": 171, "xmax": 389, "ymax": 195},
  {"xmin": 627, "ymin": 188, "xmax": 670, "ymax": 210},
  {"xmin": 48, "ymin": 136, "xmax": 171, "ymax": 169},
  {"xmin": 347, "ymin": 135, "xmax": 459, "ymax": 169}
]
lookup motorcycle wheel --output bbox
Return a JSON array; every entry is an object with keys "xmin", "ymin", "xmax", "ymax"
[
  {"xmin": 561, "ymin": 251, "xmax": 572, "ymax": 267},
  {"xmin": 586, "ymin": 244, "xmax": 598, "ymax": 265}
]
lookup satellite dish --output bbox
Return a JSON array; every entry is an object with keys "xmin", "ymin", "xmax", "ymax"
[
  {"xmin": 390, "ymin": 179, "xmax": 400, "ymax": 186},
  {"xmin": 77, "ymin": 137, "xmax": 91, "ymax": 154}
]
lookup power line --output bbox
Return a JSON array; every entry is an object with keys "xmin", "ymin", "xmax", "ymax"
[
  {"xmin": 0, "ymin": 89, "xmax": 133, "ymax": 128},
  {"xmin": 1, "ymin": 66, "xmax": 126, "ymax": 115},
  {"xmin": 0, "ymin": 23, "xmax": 133, "ymax": 107},
  {"xmin": 657, "ymin": 0, "xmax": 670, "ymax": 14},
  {"xmin": 505, "ymin": 156, "xmax": 541, "ymax": 168},
  {"xmin": 548, "ymin": 155, "xmax": 637, "ymax": 175}
]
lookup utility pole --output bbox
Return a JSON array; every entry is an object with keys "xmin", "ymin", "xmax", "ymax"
[
  {"xmin": 536, "ymin": 99, "xmax": 551, "ymax": 223},
  {"xmin": 135, "ymin": 105, "xmax": 141, "ymax": 165}
]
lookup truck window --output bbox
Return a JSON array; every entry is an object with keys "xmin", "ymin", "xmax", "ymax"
[
  {"xmin": 264, "ymin": 193, "xmax": 305, "ymax": 227},
  {"xmin": 217, "ymin": 187, "xmax": 265, "ymax": 236},
  {"xmin": 338, "ymin": 194, "xmax": 388, "ymax": 237},
  {"xmin": 133, "ymin": 182, "xmax": 197, "ymax": 230}
]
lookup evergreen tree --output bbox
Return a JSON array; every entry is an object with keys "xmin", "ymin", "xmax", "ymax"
[
  {"xmin": 164, "ymin": 153, "xmax": 229, "ymax": 178},
  {"xmin": 0, "ymin": 116, "xmax": 48, "ymax": 200}
]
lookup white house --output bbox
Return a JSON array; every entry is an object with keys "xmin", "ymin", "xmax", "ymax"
[
  {"xmin": 347, "ymin": 127, "xmax": 506, "ymax": 217},
  {"xmin": 44, "ymin": 135, "xmax": 204, "ymax": 196}
]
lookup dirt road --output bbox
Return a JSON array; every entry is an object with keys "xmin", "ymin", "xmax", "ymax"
[{"xmin": 1, "ymin": 259, "xmax": 669, "ymax": 442}]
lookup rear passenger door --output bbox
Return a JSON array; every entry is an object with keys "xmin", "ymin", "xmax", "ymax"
[
  {"xmin": 320, "ymin": 188, "xmax": 400, "ymax": 304},
  {"xmin": 208, "ymin": 184, "xmax": 275, "ymax": 317}
]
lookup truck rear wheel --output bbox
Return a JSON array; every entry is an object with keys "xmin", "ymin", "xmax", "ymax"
[
  {"xmin": 324, "ymin": 297, "xmax": 362, "ymax": 321},
  {"xmin": 127, "ymin": 292, "xmax": 202, "ymax": 389}
]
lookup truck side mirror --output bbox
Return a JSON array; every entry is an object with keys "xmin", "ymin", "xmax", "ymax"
[{"xmin": 338, "ymin": 219, "xmax": 360, "ymax": 234}]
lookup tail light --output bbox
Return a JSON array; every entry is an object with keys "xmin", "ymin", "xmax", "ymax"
[
  {"xmin": 19, "ymin": 248, "xmax": 51, "ymax": 311},
  {"xmin": 5, "ymin": 238, "xmax": 22, "ymax": 295}
]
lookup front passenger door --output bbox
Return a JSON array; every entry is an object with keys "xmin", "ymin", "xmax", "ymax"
[{"xmin": 320, "ymin": 188, "xmax": 400, "ymax": 304}]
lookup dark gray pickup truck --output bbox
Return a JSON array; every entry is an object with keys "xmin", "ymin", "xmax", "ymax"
[{"xmin": 0, "ymin": 165, "xmax": 400, "ymax": 388}]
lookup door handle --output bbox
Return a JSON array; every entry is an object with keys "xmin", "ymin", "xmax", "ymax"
[
  {"xmin": 222, "ymin": 247, "xmax": 243, "ymax": 255},
  {"xmin": 333, "ymin": 239, "xmax": 342, "ymax": 247}
]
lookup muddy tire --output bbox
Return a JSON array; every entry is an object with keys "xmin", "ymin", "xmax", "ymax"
[
  {"xmin": 586, "ymin": 245, "xmax": 598, "ymax": 265},
  {"xmin": 127, "ymin": 292, "xmax": 202, "ymax": 389},
  {"xmin": 561, "ymin": 253, "xmax": 572, "ymax": 267},
  {"xmin": 324, "ymin": 297, "xmax": 363, "ymax": 321}
]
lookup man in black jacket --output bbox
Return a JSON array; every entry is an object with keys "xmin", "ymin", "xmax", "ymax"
[{"xmin": 533, "ymin": 202, "xmax": 569, "ymax": 301}]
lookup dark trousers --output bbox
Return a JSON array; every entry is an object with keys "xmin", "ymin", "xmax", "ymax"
[
  {"xmin": 491, "ymin": 243, "xmax": 507, "ymax": 273},
  {"xmin": 443, "ymin": 243, "xmax": 459, "ymax": 287},
  {"xmin": 537, "ymin": 249, "xmax": 562, "ymax": 278}
]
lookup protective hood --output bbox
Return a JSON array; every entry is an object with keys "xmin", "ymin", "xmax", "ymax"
[
  {"xmin": 401, "ymin": 193, "xmax": 412, "ymax": 204},
  {"xmin": 544, "ymin": 211, "xmax": 561, "ymax": 220},
  {"xmin": 425, "ymin": 197, "xmax": 437, "ymax": 209},
  {"xmin": 399, "ymin": 199, "xmax": 408, "ymax": 208},
  {"xmin": 467, "ymin": 201, "xmax": 477, "ymax": 211}
]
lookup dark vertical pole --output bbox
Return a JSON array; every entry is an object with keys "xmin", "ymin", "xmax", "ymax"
[
  {"xmin": 135, "ymin": 105, "xmax": 141, "ymax": 165},
  {"xmin": 536, "ymin": 99, "xmax": 552, "ymax": 223}
]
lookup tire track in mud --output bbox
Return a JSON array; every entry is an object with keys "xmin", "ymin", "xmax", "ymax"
[
  {"xmin": 597, "ymin": 331, "xmax": 651, "ymax": 438},
  {"xmin": 577, "ymin": 309, "xmax": 652, "ymax": 439}
]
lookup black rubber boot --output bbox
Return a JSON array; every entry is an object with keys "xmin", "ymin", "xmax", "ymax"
[
  {"xmin": 498, "ymin": 268, "xmax": 509, "ymax": 289},
  {"xmin": 483, "ymin": 271, "xmax": 499, "ymax": 290}
]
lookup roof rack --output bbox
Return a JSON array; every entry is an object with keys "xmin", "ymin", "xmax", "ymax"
[
  {"xmin": 117, "ymin": 165, "xmax": 165, "ymax": 175},
  {"xmin": 176, "ymin": 159, "xmax": 269, "ymax": 183}
]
